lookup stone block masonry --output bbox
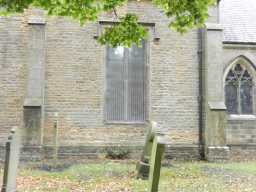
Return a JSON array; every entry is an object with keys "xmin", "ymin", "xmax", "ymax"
[
  {"xmin": 0, "ymin": 1, "xmax": 255, "ymax": 161},
  {"xmin": 0, "ymin": 1, "xmax": 200, "ymax": 160}
]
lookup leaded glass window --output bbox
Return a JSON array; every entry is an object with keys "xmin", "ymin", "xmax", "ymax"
[
  {"xmin": 105, "ymin": 40, "xmax": 147, "ymax": 122},
  {"xmin": 225, "ymin": 64, "xmax": 254, "ymax": 114}
]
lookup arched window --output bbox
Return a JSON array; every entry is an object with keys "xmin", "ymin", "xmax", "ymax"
[{"xmin": 225, "ymin": 64, "xmax": 254, "ymax": 114}]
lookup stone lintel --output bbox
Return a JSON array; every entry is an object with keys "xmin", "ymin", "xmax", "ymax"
[
  {"xmin": 205, "ymin": 23, "xmax": 223, "ymax": 31},
  {"xmin": 28, "ymin": 17, "xmax": 46, "ymax": 25}
]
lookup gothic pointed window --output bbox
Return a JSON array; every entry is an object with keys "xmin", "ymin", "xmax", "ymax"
[{"xmin": 225, "ymin": 64, "xmax": 254, "ymax": 114}]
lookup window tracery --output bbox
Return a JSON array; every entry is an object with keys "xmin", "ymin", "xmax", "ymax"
[{"xmin": 225, "ymin": 64, "xmax": 254, "ymax": 114}]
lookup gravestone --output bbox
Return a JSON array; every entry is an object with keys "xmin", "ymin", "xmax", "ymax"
[
  {"xmin": 148, "ymin": 136, "xmax": 166, "ymax": 192},
  {"xmin": 137, "ymin": 122, "xmax": 166, "ymax": 192},
  {"xmin": 1, "ymin": 127, "xmax": 21, "ymax": 192},
  {"xmin": 137, "ymin": 122, "xmax": 165, "ymax": 179}
]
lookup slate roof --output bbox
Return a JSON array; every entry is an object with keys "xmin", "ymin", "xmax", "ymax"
[{"xmin": 220, "ymin": 0, "xmax": 256, "ymax": 43}]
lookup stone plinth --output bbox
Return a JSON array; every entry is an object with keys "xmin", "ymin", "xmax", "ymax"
[{"xmin": 206, "ymin": 146, "xmax": 230, "ymax": 162}]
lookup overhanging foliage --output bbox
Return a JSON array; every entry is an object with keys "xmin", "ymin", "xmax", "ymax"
[{"xmin": 0, "ymin": 0, "xmax": 215, "ymax": 47}]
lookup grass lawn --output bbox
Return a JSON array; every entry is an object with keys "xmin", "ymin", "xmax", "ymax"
[{"xmin": 0, "ymin": 160, "xmax": 256, "ymax": 192}]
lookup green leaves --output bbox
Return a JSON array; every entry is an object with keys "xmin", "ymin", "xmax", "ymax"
[
  {"xmin": 0, "ymin": 0, "xmax": 215, "ymax": 46},
  {"xmin": 102, "ymin": 0, "xmax": 127, "ymax": 11},
  {"xmin": 0, "ymin": 0, "xmax": 33, "ymax": 13},
  {"xmin": 153, "ymin": 0, "xmax": 215, "ymax": 33},
  {"xmin": 98, "ymin": 14, "xmax": 147, "ymax": 47}
]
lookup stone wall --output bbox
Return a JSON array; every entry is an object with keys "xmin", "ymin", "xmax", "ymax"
[
  {"xmin": 229, "ymin": 144, "xmax": 256, "ymax": 161},
  {"xmin": 0, "ymin": 16, "xmax": 26, "ymax": 145},
  {"xmin": 0, "ymin": 1, "xmax": 201, "ymax": 160},
  {"xmin": 1, "ymin": 1, "xmax": 255, "ymax": 161},
  {"xmin": 222, "ymin": 44, "xmax": 256, "ymax": 160}
]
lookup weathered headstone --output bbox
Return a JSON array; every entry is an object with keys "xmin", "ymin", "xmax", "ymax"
[
  {"xmin": 1, "ymin": 127, "xmax": 21, "ymax": 192},
  {"xmin": 137, "ymin": 122, "xmax": 165, "ymax": 179},
  {"xmin": 137, "ymin": 122, "xmax": 166, "ymax": 192},
  {"xmin": 136, "ymin": 125, "xmax": 153, "ymax": 179},
  {"xmin": 148, "ymin": 136, "xmax": 166, "ymax": 192}
]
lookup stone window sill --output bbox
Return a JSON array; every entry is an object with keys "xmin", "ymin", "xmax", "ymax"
[
  {"xmin": 228, "ymin": 114, "xmax": 256, "ymax": 121},
  {"xmin": 104, "ymin": 121, "xmax": 147, "ymax": 125}
]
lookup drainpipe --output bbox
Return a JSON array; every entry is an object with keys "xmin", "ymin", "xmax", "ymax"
[{"xmin": 198, "ymin": 28, "xmax": 205, "ymax": 160}]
